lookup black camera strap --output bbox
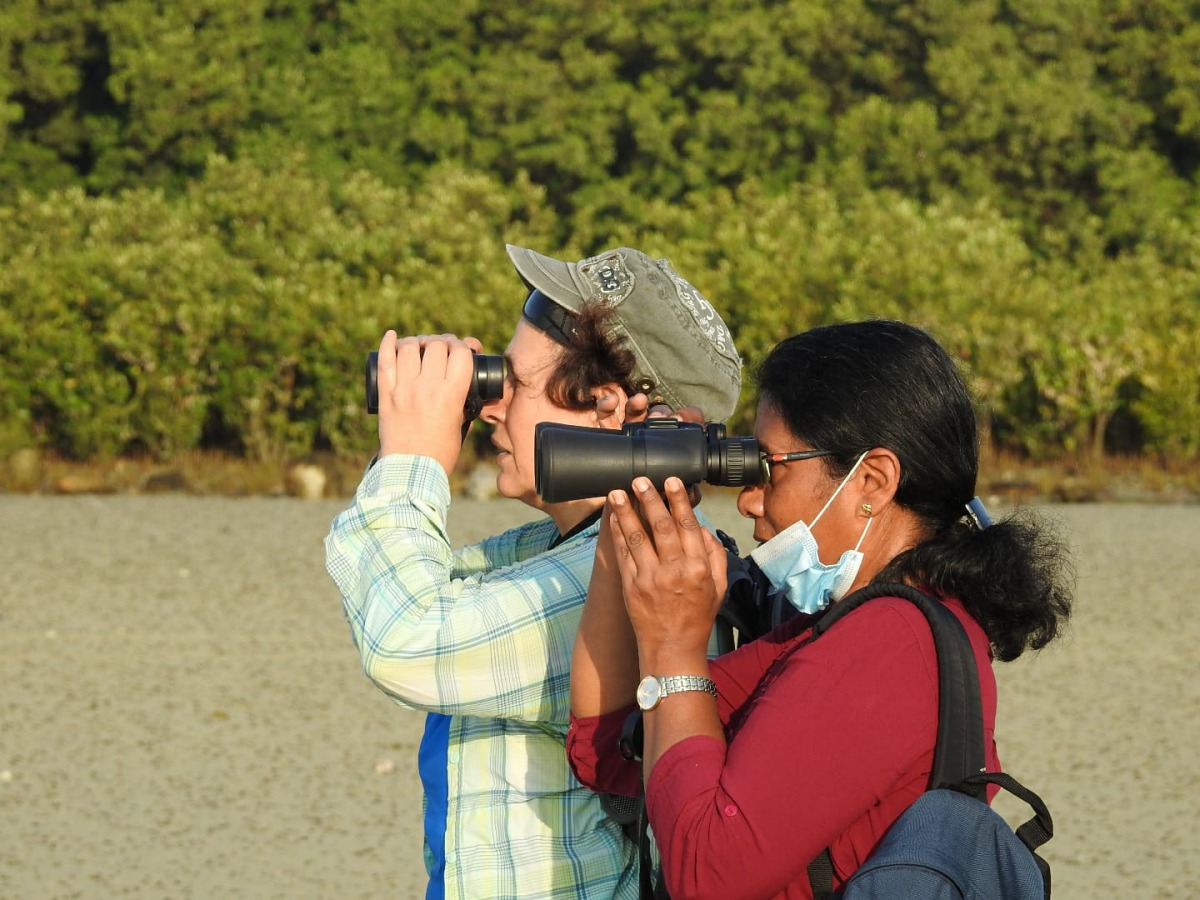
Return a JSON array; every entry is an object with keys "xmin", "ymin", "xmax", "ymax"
[{"xmin": 547, "ymin": 508, "xmax": 602, "ymax": 551}]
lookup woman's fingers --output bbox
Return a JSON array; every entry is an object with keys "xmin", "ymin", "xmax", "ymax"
[
  {"xmin": 392, "ymin": 335, "xmax": 425, "ymax": 387},
  {"xmin": 629, "ymin": 477, "xmax": 684, "ymax": 561},
  {"xmin": 662, "ymin": 477, "xmax": 705, "ymax": 556},
  {"xmin": 671, "ymin": 404, "xmax": 706, "ymax": 425},
  {"xmin": 606, "ymin": 490, "xmax": 643, "ymax": 591},
  {"xmin": 611, "ymin": 477, "xmax": 717, "ymax": 608},
  {"xmin": 607, "ymin": 488, "xmax": 651, "ymax": 578},
  {"xmin": 377, "ymin": 331, "xmax": 398, "ymax": 394},
  {"xmin": 610, "ymin": 476, "xmax": 704, "ymax": 564}
]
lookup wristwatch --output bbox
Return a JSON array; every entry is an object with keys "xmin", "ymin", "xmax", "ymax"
[{"xmin": 636, "ymin": 674, "xmax": 718, "ymax": 711}]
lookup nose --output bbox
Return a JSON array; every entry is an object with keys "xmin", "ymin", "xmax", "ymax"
[
  {"xmin": 736, "ymin": 483, "xmax": 764, "ymax": 519},
  {"xmin": 479, "ymin": 381, "xmax": 511, "ymax": 426}
]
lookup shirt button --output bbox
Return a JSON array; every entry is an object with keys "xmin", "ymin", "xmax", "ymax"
[
  {"xmin": 446, "ymin": 851, "xmax": 457, "ymax": 864},
  {"xmin": 723, "ymin": 803, "xmax": 738, "ymax": 817},
  {"xmin": 448, "ymin": 751, "xmax": 460, "ymax": 764}
]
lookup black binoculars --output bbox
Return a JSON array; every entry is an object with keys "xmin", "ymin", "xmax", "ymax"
[
  {"xmin": 535, "ymin": 418, "xmax": 762, "ymax": 503},
  {"xmin": 364, "ymin": 350, "xmax": 506, "ymax": 419}
]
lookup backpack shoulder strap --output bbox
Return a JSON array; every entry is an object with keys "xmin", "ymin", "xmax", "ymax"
[
  {"xmin": 807, "ymin": 582, "xmax": 988, "ymax": 899},
  {"xmin": 812, "ymin": 582, "xmax": 988, "ymax": 796}
]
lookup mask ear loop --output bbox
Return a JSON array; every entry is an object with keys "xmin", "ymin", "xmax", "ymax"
[{"xmin": 809, "ymin": 451, "xmax": 869, "ymax": 531}]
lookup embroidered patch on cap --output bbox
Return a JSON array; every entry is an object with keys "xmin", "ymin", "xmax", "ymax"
[{"xmin": 577, "ymin": 251, "xmax": 635, "ymax": 304}]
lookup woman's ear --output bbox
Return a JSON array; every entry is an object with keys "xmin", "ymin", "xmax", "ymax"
[
  {"xmin": 589, "ymin": 383, "xmax": 630, "ymax": 431},
  {"xmin": 856, "ymin": 448, "xmax": 901, "ymax": 513}
]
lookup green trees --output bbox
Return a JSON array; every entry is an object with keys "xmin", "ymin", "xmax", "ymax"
[
  {"xmin": 1, "ymin": 0, "xmax": 1197, "ymax": 467},
  {"xmin": 0, "ymin": 156, "xmax": 555, "ymax": 461}
]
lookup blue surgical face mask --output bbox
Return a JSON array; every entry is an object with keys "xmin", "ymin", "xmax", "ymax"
[{"xmin": 748, "ymin": 452, "xmax": 871, "ymax": 615}]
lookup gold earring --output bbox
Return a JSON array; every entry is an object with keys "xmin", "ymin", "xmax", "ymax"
[{"xmin": 861, "ymin": 503, "xmax": 873, "ymax": 517}]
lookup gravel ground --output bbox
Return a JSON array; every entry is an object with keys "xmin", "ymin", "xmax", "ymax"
[{"xmin": 1, "ymin": 493, "xmax": 1196, "ymax": 898}]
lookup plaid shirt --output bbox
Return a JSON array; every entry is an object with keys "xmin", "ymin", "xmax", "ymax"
[{"xmin": 325, "ymin": 454, "xmax": 638, "ymax": 900}]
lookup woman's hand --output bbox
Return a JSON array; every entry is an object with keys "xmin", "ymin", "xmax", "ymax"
[
  {"xmin": 607, "ymin": 476, "xmax": 728, "ymax": 669},
  {"xmin": 375, "ymin": 330, "xmax": 484, "ymax": 476},
  {"xmin": 595, "ymin": 393, "xmax": 707, "ymax": 428}
]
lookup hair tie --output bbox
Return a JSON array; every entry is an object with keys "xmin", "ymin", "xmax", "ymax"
[{"xmin": 965, "ymin": 496, "xmax": 993, "ymax": 531}]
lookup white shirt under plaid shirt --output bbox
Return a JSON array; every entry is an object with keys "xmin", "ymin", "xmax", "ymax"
[{"xmin": 325, "ymin": 454, "xmax": 639, "ymax": 900}]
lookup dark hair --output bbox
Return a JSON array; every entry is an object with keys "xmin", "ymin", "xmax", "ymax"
[
  {"xmin": 543, "ymin": 302, "xmax": 640, "ymax": 410},
  {"xmin": 755, "ymin": 319, "xmax": 1073, "ymax": 661}
]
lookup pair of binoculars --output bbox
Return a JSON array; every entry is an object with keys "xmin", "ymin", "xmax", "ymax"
[
  {"xmin": 364, "ymin": 350, "xmax": 506, "ymax": 420},
  {"xmin": 535, "ymin": 419, "xmax": 762, "ymax": 503},
  {"xmin": 364, "ymin": 351, "xmax": 764, "ymax": 503}
]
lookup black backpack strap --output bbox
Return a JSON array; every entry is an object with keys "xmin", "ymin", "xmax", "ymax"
[
  {"xmin": 962, "ymin": 770, "xmax": 1055, "ymax": 899},
  {"xmin": 806, "ymin": 847, "xmax": 835, "ymax": 899},
  {"xmin": 805, "ymin": 582, "xmax": 988, "ymax": 894},
  {"xmin": 962, "ymin": 771, "xmax": 1053, "ymax": 851},
  {"xmin": 638, "ymin": 806, "xmax": 656, "ymax": 899},
  {"xmin": 812, "ymin": 582, "xmax": 988, "ymax": 798}
]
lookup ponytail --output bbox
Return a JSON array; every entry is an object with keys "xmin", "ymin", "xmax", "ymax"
[{"xmin": 877, "ymin": 502, "xmax": 1074, "ymax": 662}]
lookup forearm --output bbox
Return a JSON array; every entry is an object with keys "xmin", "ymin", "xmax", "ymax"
[
  {"xmin": 637, "ymin": 643, "xmax": 725, "ymax": 781},
  {"xmin": 570, "ymin": 526, "xmax": 641, "ymax": 717}
]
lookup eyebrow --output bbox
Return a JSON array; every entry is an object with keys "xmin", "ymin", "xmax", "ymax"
[{"xmin": 503, "ymin": 353, "xmax": 524, "ymax": 387}]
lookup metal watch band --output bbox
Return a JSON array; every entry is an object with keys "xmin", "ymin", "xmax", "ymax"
[{"xmin": 660, "ymin": 674, "xmax": 718, "ymax": 699}]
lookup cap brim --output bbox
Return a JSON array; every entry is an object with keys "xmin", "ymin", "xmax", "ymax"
[{"xmin": 506, "ymin": 245, "xmax": 587, "ymax": 313}]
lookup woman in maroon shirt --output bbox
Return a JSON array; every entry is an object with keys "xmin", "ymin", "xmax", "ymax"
[{"xmin": 567, "ymin": 320, "xmax": 1073, "ymax": 899}]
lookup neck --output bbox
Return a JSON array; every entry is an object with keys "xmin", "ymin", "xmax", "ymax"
[{"xmin": 545, "ymin": 496, "xmax": 606, "ymax": 536}]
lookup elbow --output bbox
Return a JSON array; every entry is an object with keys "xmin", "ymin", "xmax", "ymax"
[
  {"xmin": 358, "ymin": 645, "xmax": 395, "ymax": 694},
  {"xmin": 652, "ymin": 798, "xmax": 775, "ymax": 900},
  {"xmin": 355, "ymin": 646, "xmax": 431, "ymax": 709},
  {"xmin": 566, "ymin": 712, "xmax": 644, "ymax": 797}
]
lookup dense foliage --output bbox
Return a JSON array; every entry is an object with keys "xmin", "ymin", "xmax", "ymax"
[{"xmin": 1, "ymin": 0, "xmax": 1197, "ymax": 464}]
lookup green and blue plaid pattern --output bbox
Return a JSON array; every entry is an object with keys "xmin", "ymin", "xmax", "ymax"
[{"xmin": 326, "ymin": 455, "xmax": 638, "ymax": 900}]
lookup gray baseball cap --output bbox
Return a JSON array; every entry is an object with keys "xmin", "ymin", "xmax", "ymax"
[{"xmin": 506, "ymin": 244, "xmax": 743, "ymax": 421}]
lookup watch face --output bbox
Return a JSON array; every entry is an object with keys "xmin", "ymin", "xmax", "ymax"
[{"xmin": 636, "ymin": 675, "xmax": 662, "ymax": 710}]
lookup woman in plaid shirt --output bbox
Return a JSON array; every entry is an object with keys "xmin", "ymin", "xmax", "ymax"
[{"xmin": 325, "ymin": 244, "xmax": 741, "ymax": 900}]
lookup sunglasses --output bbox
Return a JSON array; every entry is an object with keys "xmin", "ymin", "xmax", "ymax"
[
  {"xmin": 758, "ymin": 449, "xmax": 833, "ymax": 484},
  {"xmin": 522, "ymin": 289, "xmax": 578, "ymax": 347}
]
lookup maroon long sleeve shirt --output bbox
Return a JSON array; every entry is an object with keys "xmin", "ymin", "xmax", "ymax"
[{"xmin": 568, "ymin": 596, "xmax": 1000, "ymax": 899}]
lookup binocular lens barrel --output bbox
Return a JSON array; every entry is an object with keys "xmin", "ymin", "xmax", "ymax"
[
  {"xmin": 365, "ymin": 350, "xmax": 506, "ymax": 416},
  {"xmin": 535, "ymin": 420, "xmax": 761, "ymax": 503}
]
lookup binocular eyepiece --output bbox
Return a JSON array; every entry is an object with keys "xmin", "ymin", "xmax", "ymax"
[
  {"xmin": 365, "ymin": 350, "xmax": 507, "ymax": 418},
  {"xmin": 535, "ymin": 419, "xmax": 762, "ymax": 503}
]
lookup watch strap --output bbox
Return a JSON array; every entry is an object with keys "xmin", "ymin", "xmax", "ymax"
[{"xmin": 659, "ymin": 674, "xmax": 718, "ymax": 699}]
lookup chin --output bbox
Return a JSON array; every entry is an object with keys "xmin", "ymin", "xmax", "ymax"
[{"xmin": 495, "ymin": 473, "xmax": 534, "ymax": 504}]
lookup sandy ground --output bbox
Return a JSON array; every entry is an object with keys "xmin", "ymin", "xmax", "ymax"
[{"xmin": 1, "ymin": 491, "xmax": 1197, "ymax": 899}]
